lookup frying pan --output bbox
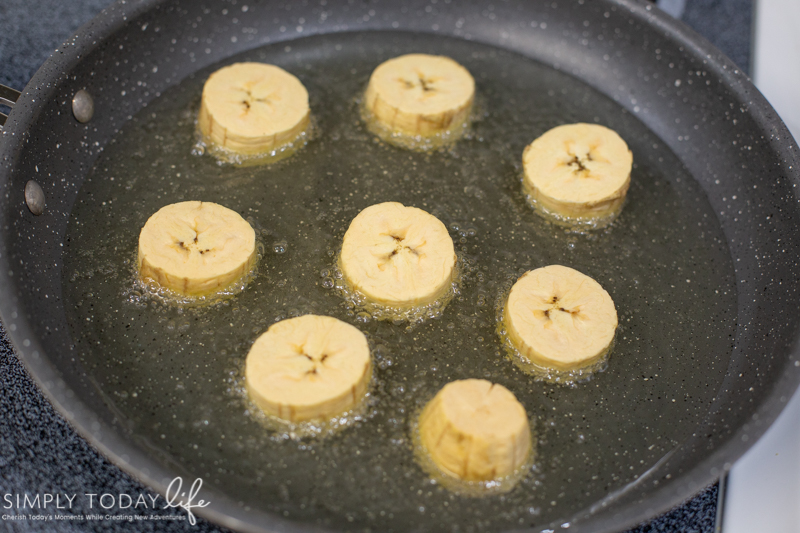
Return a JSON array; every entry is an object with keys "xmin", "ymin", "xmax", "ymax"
[{"xmin": 1, "ymin": 0, "xmax": 799, "ymax": 531}]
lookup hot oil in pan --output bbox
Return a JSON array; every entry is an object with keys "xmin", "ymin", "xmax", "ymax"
[{"xmin": 62, "ymin": 32, "xmax": 737, "ymax": 531}]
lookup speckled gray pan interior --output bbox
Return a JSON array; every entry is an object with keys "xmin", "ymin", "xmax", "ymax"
[{"xmin": 1, "ymin": 1, "xmax": 799, "ymax": 532}]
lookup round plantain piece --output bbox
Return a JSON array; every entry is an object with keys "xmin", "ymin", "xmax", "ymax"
[
  {"xmin": 339, "ymin": 201, "xmax": 456, "ymax": 309},
  {"xmin": 504, "ymin": 265, "xmax": 618, "ymax": 373},
  {"xmin": 522, "ymin": 123, "xmax": 633, "ymax": 227},
  {"xmin": 245, "ymin": 315, "xmax": 372, "ymax": 423},
  {"xmin": 418, "ymin": 379, "xmax": 532, "ymax": 482},
  {"xmin": 198, "ymin": 62, "xmax": 311, "ymax": 162},
  {"xmin": 363, "ymin": 53, "xmax": 474, "ymax": 146},
  {"xmin": 137, "ymin": 201, "xmax": 256, "ymax": 297}
]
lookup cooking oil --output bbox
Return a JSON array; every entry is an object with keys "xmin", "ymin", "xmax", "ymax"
[{"xmin": 62, "ymin": 31, "xmax": 737, "ymax": 532}]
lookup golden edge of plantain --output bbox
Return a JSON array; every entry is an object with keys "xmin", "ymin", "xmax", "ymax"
[
  {"xmin": 521, "ymin": 168, "xmax": 631, "ymax": 230},
  {"xmin": 137, "ymin": 242, "xmax": 257, "ymax": 298},
  {"xmin": 197, "ymin": 103, "xmax": 312, "ymax": 167},
  {"xmin": 336, "ymin": 252, "xmax": 456, "ymax": 309},
  {"xmin": 245, "ymin": 358, "xmax": 372, "ymax": 423},
  {"xmin": 496, "ymin": 292, "xmax": 616, "ymax": 385},
  {"xmin": 503, "ymin": 305, "xmax": 615, "ymax": 372},
  {"xmin": 360, "ymin": 90, "xmax": 474, "ymax": 151}
]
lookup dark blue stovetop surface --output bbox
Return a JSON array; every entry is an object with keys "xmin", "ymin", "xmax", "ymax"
[{"xmin": 0, "ymin": 0, "xmax": 751, "ymax": 531}]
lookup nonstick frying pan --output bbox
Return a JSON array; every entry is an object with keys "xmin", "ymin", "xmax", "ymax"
[{"xmin": 1, "ymin": 0, "xmax": 799, "ymax": 532}]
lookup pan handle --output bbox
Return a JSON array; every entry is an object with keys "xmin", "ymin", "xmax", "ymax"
[{"xmin": 0, "ymin": 84, "xmax": 22, "ymax": 127}]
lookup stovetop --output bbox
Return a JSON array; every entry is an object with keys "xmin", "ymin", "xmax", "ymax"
[{"xmin": 0, "ymin": 0, "xmax": 754, "ymax": 531}]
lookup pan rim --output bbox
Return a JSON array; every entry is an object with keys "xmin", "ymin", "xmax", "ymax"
[{"xmin": 1, "ymin": 0, "xmax": 799, "ymax": 531}]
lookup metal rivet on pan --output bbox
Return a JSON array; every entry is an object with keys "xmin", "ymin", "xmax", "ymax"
[
  {"xmin": 72, "ymin": 89, "xmax": 94, "ymax": 123},
  {"xmin": 25, "ymin": 180, "xmax": 45, "ymax": 216}
]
